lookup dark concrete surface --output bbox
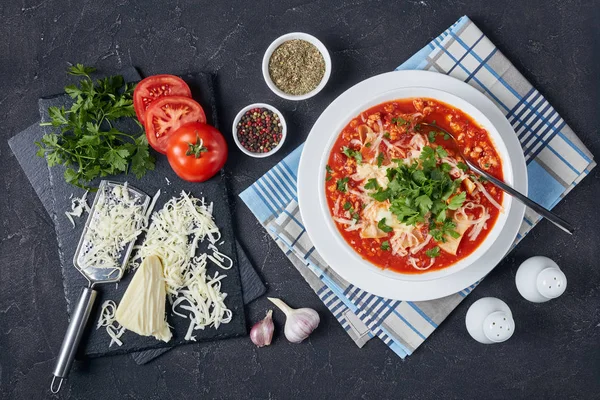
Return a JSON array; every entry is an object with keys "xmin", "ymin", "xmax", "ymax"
[{"xmin": 1, "ymin": 1, "xmax": 598, "ymax": 399}]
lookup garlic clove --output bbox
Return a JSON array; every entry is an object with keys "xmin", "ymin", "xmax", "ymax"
[
  {"xmin": 250, "ymin": 310, "xmax": 274, "ymax": 347},
  {"xmin": 268, "ymin": 297, "xmax": 320, "ymax": 344}
]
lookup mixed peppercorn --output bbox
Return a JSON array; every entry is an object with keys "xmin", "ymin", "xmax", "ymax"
[{"xmin": 237, "ymin": 108, "xmax": 283, "ymax": 153}]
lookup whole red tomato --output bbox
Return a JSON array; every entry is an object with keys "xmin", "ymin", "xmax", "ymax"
[{"xmin": 166, "ymin": 122, "xmax": 228, "ymax": 182}]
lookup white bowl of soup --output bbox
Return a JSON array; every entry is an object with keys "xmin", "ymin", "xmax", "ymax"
[{"xmin": 320, "ymin": 87, "xmax": 513, "ymax": 281}]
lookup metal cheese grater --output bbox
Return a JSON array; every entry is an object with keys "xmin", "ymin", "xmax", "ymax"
[{"xmin": 50, "ymin": 180, "xmax": 150, "ymax": 393}]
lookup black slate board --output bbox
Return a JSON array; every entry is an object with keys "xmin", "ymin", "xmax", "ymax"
[
  {"xmin": 6, "ymin": 122, "xmax": 266, "ymax": 307},
  {"xmin": 12, "ymin": 69, "xmax": 257, "ymax": 358},
  {"xmin": 8, "ymin": 120, "xmax": 266, "ymax": 364}
]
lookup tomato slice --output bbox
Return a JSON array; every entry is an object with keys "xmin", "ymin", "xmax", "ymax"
[
  {"xmin": 144, "ymin": 96, "xmax": 207, "ymax": 154},
  {"xmin": 133, "ymin": 75, "xmax": 192, "ymax": 124}
]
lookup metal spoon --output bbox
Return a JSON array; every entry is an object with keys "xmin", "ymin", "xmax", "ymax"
[{"xmin": 421, "ymin": 122, "xmax": 574, "ymax": 235}]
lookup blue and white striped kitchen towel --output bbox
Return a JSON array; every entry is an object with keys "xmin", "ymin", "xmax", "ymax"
[{"xmin": 240, "ymin": 16, "xmax": 595, "ymax": 358}]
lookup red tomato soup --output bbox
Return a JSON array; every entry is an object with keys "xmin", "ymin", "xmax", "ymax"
[{"xmin": 324, "ymin": 98, "xmax": 503, "ymax": 274}]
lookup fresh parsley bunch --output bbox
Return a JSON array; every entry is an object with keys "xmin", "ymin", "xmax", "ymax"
[
  {"xmin": 36, "ymin": 64, "xmax": 154, "ymax": 189},
  {"xmin": 367, "ymin": 145, "xmax": 467, "ymax": 242}
]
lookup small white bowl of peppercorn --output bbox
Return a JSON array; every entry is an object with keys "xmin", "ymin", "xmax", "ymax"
[
  {"xmin": 262, "ymin": 32, "xmax": 331, "ymax": 101},
  {"xmin": 232, "ymin": 103, "xmax": 287, "ymax": 158}
]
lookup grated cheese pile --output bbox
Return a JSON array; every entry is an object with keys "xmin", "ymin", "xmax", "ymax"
[
  {"xmin": 96, "ymin": 300, "xmax": 126, "ymax": 347},
  {"xmin": 131, "ymin": 191, "xmax": 232, "ymax": 341},
  {"xmin": 78, "ymin": 183, "xmax": 147, "ymax": 278}
]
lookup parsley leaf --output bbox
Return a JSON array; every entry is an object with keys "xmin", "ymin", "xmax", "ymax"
[
  {"xmin": 376, "ymin": 152, "xmax": 384, "ymax": 167},
  {"xmin": 342, "ymin": 146, "xmax": 363, "ymax": 165},
  {"xmin": 448, "ymin": 191, "xmax": 467, "ymax": 210},
  {"xmin": 383, "ymin": 132, "xmax": 391, "ymax": 139},
  {"xmin": 457, "ymin": 162, "xmax": 468, "ymax": 171},
  {"xmin": 436, "ymin": 146, "xmax": 448, "ymax": 159},
  {"xmin": 364, "ymin": 178, "xmax": 380, "ymax": 190},
  {"xmin": 337, "ymin": 177, "xmax": 349, "ymax": 192},
  {"xmin": 325, "ymin": 164, "xmax": 333, "ymax": 181},
  {"xmin": 415, "ymin": 194, "xmax": 433, "ymax": 214},
  {"xmin": 425, "ymin": 246, "xmax": 440, "ymax": 258},
  {"xmin": 370, "ymin": 188, "xmax": 391, "ymax": 202},
  {"xmin": 68, "ymin": 63, "xmax": 96, "ymax": 78},
  {"xmin": 381, "ymin": 241, "xmax": 390, "ymax": 251},
  {"xmin": 343, "ymin": 201, "xmax": 352, "ymax": 210},
  {"xmin": 377, "ymin": 218, "xmax": 393, "ymax": 233},
  {"xmin": 392, "ymin": 117, "xmax": 408, "ymax": 126},
  {"xmin": 365, "ymin": 142, "xmax": 372, "ymax": 148},
  {"xmin": 419, "ymin": 146, "xmax": 436, "ymax": 169}
]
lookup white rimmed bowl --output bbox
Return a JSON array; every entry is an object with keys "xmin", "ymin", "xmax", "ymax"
[
  {"xmin": 297, "ymin": 71, "xmax": 527, "ymax": 301},
  {"xmin": 232, "ymin": 103, "xmax": 287, "ymax": 158},
  {"xmin": 319, "ymin": 87, "xmax": 513, "ymax": 282},
  {"xmin": 262, "ymin": 32, "xmax": 332, "ymax": 101}
]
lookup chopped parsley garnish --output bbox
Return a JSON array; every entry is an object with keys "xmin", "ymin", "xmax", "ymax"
[
  {"xmin": 376, "ymin": 152, "xmax": 384, "ymax": 167},
  {"xmin": 377, "ymin": 218, "xmax": 393, "ymax": 233},
  {"xmin": 365, "ymin": 142, "xmax": 372, "ymax": 148},
  {"xmin": 383, "ymin": 132, "xmax": 391, "ymax": 139},
  {"xmin": 342, "ymin": 201, "xmax": 360, "ymax": 221},
  {"xmin": 391, "ymin": 117, "xmax": 409, "ymax": 126},
  {"xmin": 472, "ymin": 174, "xmax": 487, "ymax": 183},
  {"xmin": 429, "ymin": 220, "xmax": 460, "ymax": 243},
  {"xmin": 342, "ymin": 146, "xmax": 363, "ymax": 165},
  {"xmin": 448, "ymin": 191, "xmax": 467, "ymax": 210},
  {"xmin": 336, "ymin": 177, "xmax": 349, "ymax": 192},
  {"xmin": 326, "ymin": 164, "xmax": 333, "ymax": 181},
  {"xmin": 457, "ymin": 162, "xmax": 468, "ymax": 171},
  {"xmin": 381, "ymin": 241, "xmax": 390, "ymax": 251},
  {"xmin": 425, "ymin": 246, "xmax": 440, "ymax": 258},
  {"xmin": 436, "ymin": 146, "xmax": 448, "ymax": 159},
  {"xmin": 484, "ymin": 163, "xmax": 490, "ymax": 168},
  {"xmin": 370, "ymin": 188, "xmax": 391, "ymax": 202},
  {"xmin": 366, "ymin": 145, "xmax": 467, "ymax": 242},
  {"xmin": 364, "ymin": 178, "xmax": 380, "ymax": 190},
  {"xmin": 427, "ymin": 130, "xmax": 451, "ymax": 142}
]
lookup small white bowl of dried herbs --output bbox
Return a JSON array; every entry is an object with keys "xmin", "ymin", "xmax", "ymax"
[{"xmin": 262, "ymin": 32, "xmax": 331, "ymax": 101}]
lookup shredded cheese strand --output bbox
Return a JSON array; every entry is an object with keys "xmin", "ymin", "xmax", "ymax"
[
  {"xmin": 97, "ymin": 300, "xmax": 125, "ymax": 347},
  {"xmin": 65, "ymin": 191, "xmax": 90, "ymax": 227}
]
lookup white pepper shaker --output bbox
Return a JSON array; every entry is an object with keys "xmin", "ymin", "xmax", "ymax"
[
  {"xmin": 465, "ymin": 297, "xmax": 515, "ymax": 344},
  {"xmin": 515, "ymin": 256, "xmax": 567, "ymax": 303}
]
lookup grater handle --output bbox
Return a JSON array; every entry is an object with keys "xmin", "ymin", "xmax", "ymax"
[{"xmin": 50, "ymin": 287, "xmax": 97, "ymax": 393}]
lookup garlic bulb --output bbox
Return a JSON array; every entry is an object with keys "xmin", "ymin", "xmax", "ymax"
[
  {"xmin": 268, "ymin": 297, "xmax": 320, "ymax": 343},
  {"xmin": 250, "ymin": 310, "xmax": 274, "ymax": 347}
]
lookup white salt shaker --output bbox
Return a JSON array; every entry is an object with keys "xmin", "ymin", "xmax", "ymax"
[
  {"xmin": 465, "ymin": 297, "xmax": 515, "ymax": 344},
  {"xmin": 515, "ymin": 256, "xmax": 567, "ymax": 303}
]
